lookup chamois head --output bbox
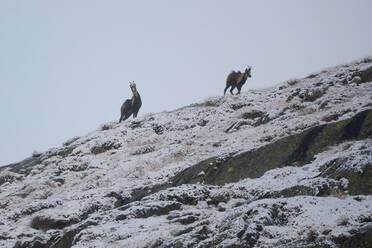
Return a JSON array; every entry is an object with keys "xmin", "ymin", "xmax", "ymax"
[
  {"xmin": 244, "ymin": 66, "xmax": 252, "ymax": 78},
  {"xmin": 129, "ymin": 81, "xmax": 137, "ymax": 93}
]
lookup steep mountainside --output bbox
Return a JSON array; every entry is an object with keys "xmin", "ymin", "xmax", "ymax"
[{"xmin": 1, "ymin": 57, "xmax": 372, "ymax": 248}]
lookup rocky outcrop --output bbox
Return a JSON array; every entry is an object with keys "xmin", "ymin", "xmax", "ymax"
[{"xmin": 173, "ymin": 109, "xmax": 372, "ymax": 186}]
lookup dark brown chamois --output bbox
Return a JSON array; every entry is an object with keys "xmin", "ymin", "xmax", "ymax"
[
  {"xmin": 224, "ymin": 66, "xmax": 252, "ymax": 95},
  {"xmin": 119, "ymin": 81, "xmax": 142, "ymax": 123}
]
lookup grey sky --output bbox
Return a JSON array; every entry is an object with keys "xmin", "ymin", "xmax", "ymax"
[{"xmin": 1, "ymin": 0, "xmax": 371, "ymax": 166}]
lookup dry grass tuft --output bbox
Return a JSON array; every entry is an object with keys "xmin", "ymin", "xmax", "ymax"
[
  {"xmin": 330, "ymin": 188, "xmax": 346, "ymax": 199},
  {"xmin": 63, "ymin": 136, "xmax": 80, "ymax": 146},
  {"xmin": 286, "ymin": 78, "xmax": 299, "ymax": 86},
  {"xmin": 31, "ymin": 150, "xmax": 42, "ymax": 157}
]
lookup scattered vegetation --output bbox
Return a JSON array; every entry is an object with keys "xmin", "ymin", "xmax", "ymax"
[
  {"xmin": 0, "ymin": 172, "xmax": 19, "ymax": 186},
  {"xmin": 299, "ymin": 88, "xmax": 327, "ymax": 102},
  {"xmin": 321, "ymin": 109, "xmax": 352, "ymax": 122},
  {"xmin": 286, "ymin": 88, "xmax": 301, "ymax": 102},
  {"xmin": 330, "ymin": 188, "xmax": 346, "ymax": 199},
  {"xmin": 63, "ymin": 136, "xmax": 80, "ymax": 146},
  {"xmin": 241, "ymin": 110, "xmax": 265, "ymax": 120},
  {"xmin": 286, "ymin": 78, "xmax": 300, "ymax": 86},
  {"xmin": 91, "ymin": 141, "xmax": 121, "ymax": 155},
  {"xmin": 130, "ymin": 145, "xmax": 155, "ymax": 155},
  {"xmin": 57, "ymin": 146, "xmax": 75, "ymax": 158},
  {"xmin": 152, "ymin": 124, "xmax": 164, "ymax": 135},
  {"xmin": 306, "ymin": 73, "xmax": 319, "ymax": 79},
  {"xmin": 306, "ymin": 229, "xmax": 318, "ymax": 243},
  {"xmin": 100, "ymin": 122, "xmax": 116, "ymax": 131},
  {"xmin": 337, "ymin": 216, "xmax": 349, "ymax": 226}
]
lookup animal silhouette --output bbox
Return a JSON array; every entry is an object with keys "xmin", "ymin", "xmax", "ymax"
[
  {"xmin": 119, "ymin": 81, "xmax": 142, "ymax": 122},
  {"xmin": 224, "ymin": 66, "xmax": 252, "ymax": 95}
]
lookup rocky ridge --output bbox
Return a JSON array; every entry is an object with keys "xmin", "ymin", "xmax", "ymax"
[{"xmin": 0, "ymin": 57, "xmax": 372, "ymax": 247}]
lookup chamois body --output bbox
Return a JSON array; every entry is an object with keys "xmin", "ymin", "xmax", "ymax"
[
  {"xmin": 119, "ymin": 82, "xmax": 142, "ymax": 122},
  {"xmin": 224, "ymin": 67, "xmax": 252, "ymax": 95}
]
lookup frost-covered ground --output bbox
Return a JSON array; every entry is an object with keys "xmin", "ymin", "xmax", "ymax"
[{"xmin": 0, "ymin": 57, "xmax": 371, "ymax": 248}]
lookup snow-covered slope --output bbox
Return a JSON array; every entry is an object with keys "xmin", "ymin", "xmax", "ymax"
[{"xmin": 1, "ymin": 57, "xmax": 372, "ymax": 248}]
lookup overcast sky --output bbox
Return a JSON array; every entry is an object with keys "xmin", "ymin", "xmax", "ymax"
[{"xmin": 1, "ymin": 0, "xmax": 371, "ymax": 166}]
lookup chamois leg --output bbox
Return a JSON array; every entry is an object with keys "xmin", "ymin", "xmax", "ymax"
[
  {"xmin": 224, "ymin": 84, "xmax": 230, "ymax": 95},
  {"xmin": 230, "ymin": 86, "xmax": 235, "ymax": 95},
  {"xmin": 119, "ymin": 111, "xmax": 132, "ymax": 122},
  {"xmin": 133, "ymin": 109, "xmax": 141, "ymax": 118},
  {"xmin": 119, "ymin": 112, "xmax": 126, "ymax": 122},
  {"xmin": 237, "ymin": 85, "xmax": 242, "ymax": 94}
]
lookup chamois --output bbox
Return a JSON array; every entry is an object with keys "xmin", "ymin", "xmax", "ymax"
[
  {"xmin": 224, "ymin": 66, "xmax": 252, "ymax": 95},
  {"xmin": 119, "ymin": 81, "xmax": 142, "ymax": 123}
]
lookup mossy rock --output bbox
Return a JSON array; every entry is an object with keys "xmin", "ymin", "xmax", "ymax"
[
  {"xmin": 336, "ymin": 223, "xmax": 372, "ymax": 248},
  {"xmin": 268, "ymin": 185, "xmax": 317, "ymax": 199},
  {"xmin": 355, "ymin": 65, "xmax": 372, "ymax": 83},
  {"xmin": 275, "ymin": 241, "xmax": 332, "ymax": 248},
  {"xmin": 173, "ymin": 109, "xmax": 372, "ymax": 186},
  {"xmin": 30, "ymin": 216, "xmax": 77, "ymax": 231},
  {"xmin": 319, "ymin": 157, "xmax": 372, "ymax": 195},
  {"xmin": 346, "ymin": 164, "xmax": 372, "ymax": 195}
]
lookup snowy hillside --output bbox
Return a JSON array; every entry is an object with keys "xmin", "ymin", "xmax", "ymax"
[{"xmin": 1, "ymin": 57, "xmax": 372, "ymax": 248}]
